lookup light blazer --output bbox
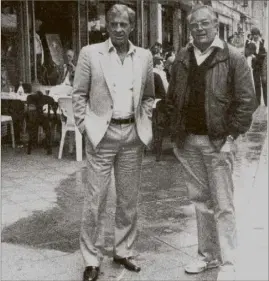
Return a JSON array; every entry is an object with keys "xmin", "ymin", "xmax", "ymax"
[{"xmin": 72, "ymin": 39, "xmax": 155, "ymax": 150}]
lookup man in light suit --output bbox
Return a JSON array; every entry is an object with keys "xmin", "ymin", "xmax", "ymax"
[{"xmin": 72, "ymin": 4, "xmax": 154, "ymax": 281}]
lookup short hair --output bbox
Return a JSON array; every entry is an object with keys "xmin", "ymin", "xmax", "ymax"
[
  {"xmin": 187, "ymin": 4, "xmax": 218, "ymax": 24},
  {"xmin": 153, "ymin": 42, "xmax": 162, "ymax": 48},
  {"xmin": 251, "ymin": 27, "xmax": 261, "ymax": 36},
  {"xmin": 66, "ymin": 49, "xmax": 74, "ymax": 55},
  {"xmin": 150, "ymin": 45, "xmax": 160, "ymax": 56},
  {"xmin": 107, "ymin": 4, "xmax": 136, "ymax": 27},
  {"xmin": 153, "ymin": 56, "xmax": 163, "ymax": 67}
]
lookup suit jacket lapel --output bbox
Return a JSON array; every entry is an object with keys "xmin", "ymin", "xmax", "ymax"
[
  {"xmin": 99, "ymin": 41, "xmax": 114, "ymax": 98},
  {"xmin": 132, "ymin": 51, "xmax": 142, "ymax": 109}
]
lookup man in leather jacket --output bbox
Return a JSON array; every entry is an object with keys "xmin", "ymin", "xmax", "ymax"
[
  {"xmin": 250, "ymin": 27, "xmax": 267, "ymax": 106},
  {"xmin": 166, "ymin": 5, "xmax": 257, "ymax": 281}
]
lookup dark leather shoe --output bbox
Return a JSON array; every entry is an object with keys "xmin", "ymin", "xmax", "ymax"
[
  {"xmin": 83, "ymin": 266, "xmax": 99, "ymax": 281},
  {"xmin": 113, "ymin": 257, "xmax": 141, "ymax": 272}
]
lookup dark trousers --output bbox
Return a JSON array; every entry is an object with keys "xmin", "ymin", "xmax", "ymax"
[{"xmin": 253, "ymin": 68, "xmax": 267, "ymax": 106}]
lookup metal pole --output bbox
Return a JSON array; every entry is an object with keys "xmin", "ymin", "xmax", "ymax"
[
  {"xmin": 77, "ymin": 0, "xmax": 81, "ymax": 52},
  {"xmin": 24, "ymin": 0, "xmax": 32, "ymax": 83},
  {"xmin": 86, "ymin": 0, "xmax": 89, "ymax": 45},
  {"xmin": 31, "ymin": 0, "xmax": 38, "ymax": 83}
]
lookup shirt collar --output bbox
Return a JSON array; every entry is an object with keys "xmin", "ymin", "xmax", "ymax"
[
  {"xmin": 192, "ymin": 36, "xmax": 224, "ymax": 54},
  {"xmin": 108, "ymin": 38, "xmax": 136, "ymax": 55}
]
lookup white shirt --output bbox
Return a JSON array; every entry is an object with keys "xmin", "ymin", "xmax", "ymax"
[
  {"xmin": 108, "ymin": 38, "xmax": 135, "ymax": 119},
  {"xmin": 192, "ymin": 36, "xmax": 224, "ymax": 65}
]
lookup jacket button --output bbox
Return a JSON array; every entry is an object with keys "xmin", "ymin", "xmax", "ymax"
[{"xmin": 111, "ymin": 105, "xmax": 113, "ymax": 109}]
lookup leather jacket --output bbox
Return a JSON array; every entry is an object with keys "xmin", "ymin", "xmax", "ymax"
[{"xmin": 166, "ymin": 41, "xmax": 257, "ymax": 151}]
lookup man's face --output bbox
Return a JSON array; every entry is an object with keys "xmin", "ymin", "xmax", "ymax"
[
  {"xmin": 66, "ymin": 51, "xmax": 74, "ymax": 63},
  {"xmin": 107, "ymin": 10, "xmax": 133, "ymax": 47},
  {"xmin": 189, "ymin": 8, "xmax": 218, "ymax": 51},
  {"xmin": 35, "ymin": 20, "xmax": 42, "ymax": 32}
]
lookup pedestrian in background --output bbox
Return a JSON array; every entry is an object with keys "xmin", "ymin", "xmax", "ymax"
[
  {"xmin": 152, "ymin": 56, "xmax": 167, "ymax": 161},
  {"xmin": 164, "ymin": 47, "xmax": 176, "ymax": 81},
  {"xmin": 245, "ymin": 33, "xmax": 252, "ymax": 48},
  {"xmin": 150, "ymin": 42, "xmax": 163, "ymax": 58},
  {"xmin": 72, "ymin": 4, "xmax": 154, "ymax": 281},
  {"xmin": 166, "ymin": 4, "xmax": 257, "ymax": 281},
  {"xmin": 244, "ymin": 41, "xmax": 256, "ymax": 85},
  {"xmin": 261, "ymin": 51, "xmax": 267, "ymax": 104},
  {"xmin": 250, "ymin": 27, "xmax": 267, "ymax": 106}
]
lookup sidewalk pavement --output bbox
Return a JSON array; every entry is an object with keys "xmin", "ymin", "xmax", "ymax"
[
  {"xmin": 236, "ymin": 133, "xmax": 268, "ymax": 281},
  {"xmin": 1, "ymin": 105, "xmax": 268, "ymax": 281}
]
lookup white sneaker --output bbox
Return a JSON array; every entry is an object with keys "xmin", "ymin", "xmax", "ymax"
[
  {"xmin": 185, "ymin": 259, "xmax": 220, "ymax": 274},
  {"xmin": 217, "ymin": 266, "xmax": 236, "ymax": 281}
]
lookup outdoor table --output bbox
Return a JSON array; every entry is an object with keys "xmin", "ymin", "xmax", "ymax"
[
  {"xmin": 1, "ymin": 89, "xmax": 72, "ymax": 147},
  {"xmin": 1, "ymin": 91, "xmax": 71, "ymax": 103},
  {"xmin": 1, "ymin": 92, "xmax": 28, "ymax": 102}
]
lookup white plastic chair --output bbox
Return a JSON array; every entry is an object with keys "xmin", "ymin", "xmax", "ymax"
[
  {"xmin": 57, "ymin": 97, "xmax": 82, "ymax": 161},
  {"xmin": 1, "ymin": 115, "xmax": 15, "ymax": 148}
]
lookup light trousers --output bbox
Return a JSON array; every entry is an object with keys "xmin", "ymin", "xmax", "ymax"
[
  {"xmin": 176, "ymin": 134, "xmax": 237, "ymax": 266},
  {"xmin": 80, "ymin": 122, "xmax": 144, "ymax": 267}
]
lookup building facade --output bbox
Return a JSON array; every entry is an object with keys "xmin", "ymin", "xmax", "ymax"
[{"xmin": 1, "ymin": 0, "xmax": 268, "ymax": 89}]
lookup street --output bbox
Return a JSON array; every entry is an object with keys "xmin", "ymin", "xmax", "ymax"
[{"xmin": 1, "ymin": 105, "xmax": 268, "ymax": 281}]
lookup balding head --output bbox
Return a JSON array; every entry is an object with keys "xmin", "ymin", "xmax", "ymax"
[
  {"xmin": 187, "ymin": 5, "xmax": 219, "ymax": 51},
  {"xmin": 66, "ymin": 49, "xmax": 74, "ymax": 63}
]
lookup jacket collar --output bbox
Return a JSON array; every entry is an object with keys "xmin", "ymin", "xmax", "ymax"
[
  {"xmin": 99, "ymin": 39, "xmax": 136, "ymax": 55},
  {"xmin": 177, "ymin": 39, "xmax": 230, "ymax": 69}
]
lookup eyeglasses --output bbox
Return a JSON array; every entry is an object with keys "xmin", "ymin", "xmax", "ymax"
[
  {"xmin": 189, "ymin": 20, "xmax": 212, "ymax": 31},
  {"xmin": 109, "ymin": 22, "xmax": 129, "ymax": 29}
]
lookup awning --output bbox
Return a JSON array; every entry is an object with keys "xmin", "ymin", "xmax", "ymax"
[
  {"xmin": 1, "ymin": 13, "xmax": 17, "ymax": 32},
  {"xmin": 212, "ymin": 1, "xmax": 240, "ymax": 22},
  {"xmin": 218, "ymin": 14, "xmax": 233, "ymax": 26}
]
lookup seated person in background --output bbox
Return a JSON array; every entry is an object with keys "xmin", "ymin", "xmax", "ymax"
[
  {"xmin": 57, "ymin": 49, "xmax": 76, "ymax": 86},
  {"xmin": 48, "ymin": 49, "xmax": 76, "ymax": 97}
]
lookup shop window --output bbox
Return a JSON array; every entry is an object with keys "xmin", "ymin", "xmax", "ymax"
[
  {"xmin": 30, "ymin": 1, "xmax": 73, "ymax": 86},
  {"xmin": 219, "ymin": 22, "xmax": 225, "ymax": 40},
  {"xmin": 242, "ymin": 0, "xmax": 248, "ymax": 7},
  {"xmin": 162, "ymin": 5, "xmax": 174, "ymax": 52},
  {"xmin": 89, "ymin": 1, "xmax": 138, "ymax": 45},
  {"xmin": 1, "ymin": 2, "xmax": 19, "ymax": 90},
  {"xmin": 88, "ymin": 2, "xmax": 108, "ymax": 44}
]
